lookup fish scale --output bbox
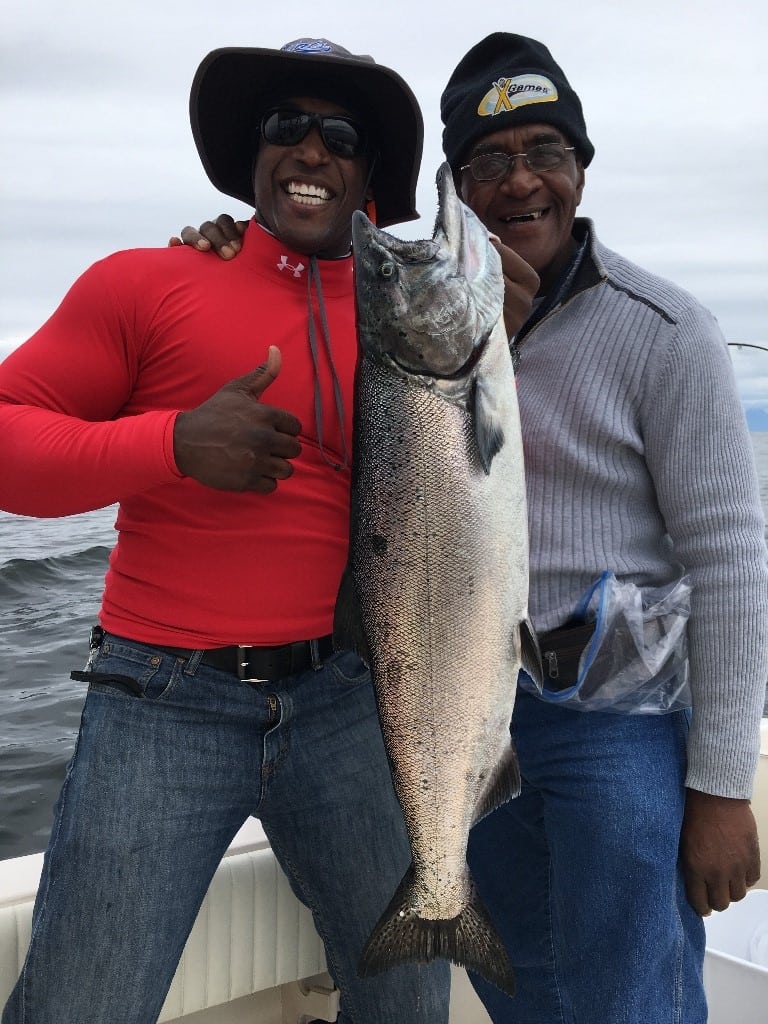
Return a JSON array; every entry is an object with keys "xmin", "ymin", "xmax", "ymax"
[{"xmin": 333, "ymin": 162, "xmax": 541, "ymax": 996}]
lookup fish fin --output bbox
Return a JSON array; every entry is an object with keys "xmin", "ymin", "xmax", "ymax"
[
  {"xmin": 473, "ymin": 377, "xmax": 505, "ymax": 474},
  {"xmin": 520, "ymin": 618, "xmax": 544, "ymax": 688},
  {"xmin": 359, "ymin": 867, "xmax": 516, "ymax": 997},
  {"xmin": 472, "ymin": 744, "xmax": 521, "ymax": 824},
  {"xmin": 332, "ymin": 565, "xmax": 371, "ymax": 663}
]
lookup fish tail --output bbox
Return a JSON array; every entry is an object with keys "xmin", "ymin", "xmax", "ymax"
[{"xmin": 358, "ymin": 870, "xmax": 516, "ymax": 997}]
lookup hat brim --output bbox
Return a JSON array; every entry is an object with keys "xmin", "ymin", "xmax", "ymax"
[{"xmin": 190, "ymin": 47, "xmax": 423, "ymax": 229}]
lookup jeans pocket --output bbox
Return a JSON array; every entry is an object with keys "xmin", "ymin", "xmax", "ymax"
[
  {"xmin": 328, "ymin": 649, "xmax": 371, "ymax": 687},
  {"xmin": 72, "ymin": 635, "xmax": 182, "ymax": 701}
]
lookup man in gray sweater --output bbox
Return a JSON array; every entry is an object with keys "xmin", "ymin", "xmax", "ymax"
[
  {"xmin": 175, "ymin": 32, "xmax": 767, "ymax": 1024},
  {"xmin": 441, "ymin": 33, "xmax": 767, "ymax": 1024}
]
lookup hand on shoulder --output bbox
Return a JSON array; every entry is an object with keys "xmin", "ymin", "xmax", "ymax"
[{"xmin": 168, "ymin": 214, "xmax": 248, "ymax": 260}]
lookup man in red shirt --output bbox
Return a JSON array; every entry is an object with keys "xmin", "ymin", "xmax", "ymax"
[
  {"xmin": 170, "ymin": 31, "xmax": 767, "ymax": 1024},
  {"xmin": 0, "ymin": 37, "xmax": 537, "ymax": 1024}
]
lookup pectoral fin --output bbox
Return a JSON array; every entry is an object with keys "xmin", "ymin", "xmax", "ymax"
[{"xmin": 473, "ymin": 377, "xmax": 505, "ymax": 474}]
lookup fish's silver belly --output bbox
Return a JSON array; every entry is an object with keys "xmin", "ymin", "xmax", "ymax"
[{"xmin": 351, "ymin": 359, "xmax": 527, "ymax": 918}]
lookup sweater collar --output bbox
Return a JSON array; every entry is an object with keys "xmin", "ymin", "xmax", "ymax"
[
  {"xmin": 565, "ymin": 218, "xmax": 606, "ymax": 297},
  {"xmin": 515, "ymin": 218, "xmax": 605, "ymax": 349}
]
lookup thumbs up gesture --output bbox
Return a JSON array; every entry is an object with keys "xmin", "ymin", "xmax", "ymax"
[{"xmin": 173, "ymin": 346, "xmax": 302, "ymax": 493}]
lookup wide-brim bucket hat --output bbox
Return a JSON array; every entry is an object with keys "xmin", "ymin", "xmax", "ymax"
[{"xmin": 190, "ymin": 37, "xmax": 424, "ymax": 228}]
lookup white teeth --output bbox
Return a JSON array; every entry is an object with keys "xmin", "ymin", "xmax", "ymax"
[{"xmin": 286, "ymin": 181, "xmax": 331, "ymax": 205}]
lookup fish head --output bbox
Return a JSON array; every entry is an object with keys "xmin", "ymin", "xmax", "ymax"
[{"xmin": 352, "ymin": 163, "xmax": 503, "ymax": 381}]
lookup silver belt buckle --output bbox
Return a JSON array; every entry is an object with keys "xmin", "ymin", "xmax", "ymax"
[{"xmin": 237, "ymin": 645, "xmax": 267, "ymax": 684}]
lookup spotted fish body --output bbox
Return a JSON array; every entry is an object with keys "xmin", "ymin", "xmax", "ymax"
[{"xmin": 333, "ymin": 164, "xmax": 540, "ymax": 996}]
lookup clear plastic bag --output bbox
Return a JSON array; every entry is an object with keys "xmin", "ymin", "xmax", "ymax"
[{"xmin": 521, "ymin": 572, "xmax": 692, "ymax": 714}]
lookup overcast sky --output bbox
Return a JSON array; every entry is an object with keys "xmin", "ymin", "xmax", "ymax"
[{"xmin": 2, "ymin": 0, "xmax": 767, "ymax": 404}]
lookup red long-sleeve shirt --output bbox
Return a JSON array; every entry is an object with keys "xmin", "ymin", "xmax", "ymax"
[{"xmin": 0, "ymin": 222, "xmax": 358, "ymax": 647}]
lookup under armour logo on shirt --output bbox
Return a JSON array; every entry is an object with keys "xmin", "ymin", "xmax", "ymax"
[{"xmin": 277, "ymin": 256, "xmax": 306, "ymax": 278}]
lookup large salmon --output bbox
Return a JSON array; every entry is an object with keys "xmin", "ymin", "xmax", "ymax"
[{"xmin": 333, "ymin": 163, "xmax": 540, "ymax": 997}]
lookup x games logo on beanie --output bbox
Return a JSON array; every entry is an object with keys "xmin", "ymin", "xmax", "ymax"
[
  {"xmin": 441, "ymin": 33, "xmax": 595, "ymax": 171},
  {"xmin": 478, "ymin": 74, "xmax": 558, "ymax": 115}
]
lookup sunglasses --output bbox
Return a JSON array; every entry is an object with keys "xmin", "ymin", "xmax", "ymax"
[{"xmin": 260, "ymin": 108, "xmax": 367, "ymax": 159}]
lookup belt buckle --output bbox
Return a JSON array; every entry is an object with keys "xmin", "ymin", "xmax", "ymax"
[{"xmin": 237, "ymin": 645, "xmax": 267, "ymax": 684}]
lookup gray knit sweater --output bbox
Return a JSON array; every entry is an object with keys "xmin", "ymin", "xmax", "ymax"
[{"xmin": 517, "ymin": 219, "xmax": 768, "ymax": 799}]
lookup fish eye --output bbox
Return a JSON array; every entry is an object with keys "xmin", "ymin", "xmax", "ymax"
[{"xmin": 379, "ymin": 261, "xmax": 395, "ymax": 278}]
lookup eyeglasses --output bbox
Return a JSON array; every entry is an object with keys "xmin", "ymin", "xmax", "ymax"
[
  {"xmin": 460, "ymin": 143, "xmax": 575, "ymax": 182},
  {"xmin": 260, "ymin": 108, "xmax": 366, "ymax": 159}
]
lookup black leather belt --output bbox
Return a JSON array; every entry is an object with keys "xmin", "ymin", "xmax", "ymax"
[{"xmin": 155, "ymin": 635, "xmax": 335, "ymax": 682}]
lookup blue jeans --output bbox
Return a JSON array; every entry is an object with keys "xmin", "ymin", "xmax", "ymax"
[
  {"xmin": 1, "ymin": 634, "xmax": 449, "ymax": 1024},
  {"xmin": 467, "ymin": 690, "xmax": 707, "ymax": 1024}
]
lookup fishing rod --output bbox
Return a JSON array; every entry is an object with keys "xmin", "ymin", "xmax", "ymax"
[{"xmin": 729, "ymin": 343, "xmax": 768, "ymax": 354}]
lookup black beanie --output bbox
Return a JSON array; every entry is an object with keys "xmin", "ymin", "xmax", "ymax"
[{"xmin": 441, "ymin": 33, "xmax": 594, "ymax": 170}]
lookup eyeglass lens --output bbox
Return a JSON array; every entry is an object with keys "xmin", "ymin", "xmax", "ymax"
[
  {"xmin": 261, "ymin": 110, "xmax": 364, "ymax": 158},
  {"xmin": 464, "ymin": 144, "xmax": 573, "ymax": 181}
]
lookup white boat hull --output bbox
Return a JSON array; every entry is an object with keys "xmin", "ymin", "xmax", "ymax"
[{"xmin": 2, "ymin": 720, "xmax": 767, "ymax": 1023}]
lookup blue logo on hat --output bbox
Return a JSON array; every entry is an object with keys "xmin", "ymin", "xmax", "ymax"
[{"xmin": 282, "ymin": 38, "xmax": 336, "ymax": 55}]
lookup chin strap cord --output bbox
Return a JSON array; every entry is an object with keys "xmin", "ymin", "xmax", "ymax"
[{"xmin": 307, "ymin": 255, "xmax": 350, "ymax": 472}]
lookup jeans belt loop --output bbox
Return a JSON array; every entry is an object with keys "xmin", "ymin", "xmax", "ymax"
[
  {"xmin": 310, "ymin": 637, "xmax": 323, "ymax": 671},
  {"xmin": 183, "ymin": 649, "xmax": 205, "ymax": 674}
]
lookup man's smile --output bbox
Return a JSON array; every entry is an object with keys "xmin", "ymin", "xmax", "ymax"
[
  {"xmin": 502, "ymin": 207, "xmax": 547, "ymax": 224},
  {"xmin": 284, "ymin": 180, "xmax": 334, "ymax": 206}
]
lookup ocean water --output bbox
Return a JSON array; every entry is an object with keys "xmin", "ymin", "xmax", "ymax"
[
  {"xmin": 0, "ymin": 506, "xmax": 116, "ymax": 858},
  {"xmin": 2, "ymin": 439, "xmax": 768, "ymax": 861}
]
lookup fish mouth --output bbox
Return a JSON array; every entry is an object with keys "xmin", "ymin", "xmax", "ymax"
[
  {"xmin": 284, "ymin": 180, "xmax": 334, "ymax": 206},
  {"xmin": 502, "ymin": 207, "xmax": 547, "ymax": 224}
]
